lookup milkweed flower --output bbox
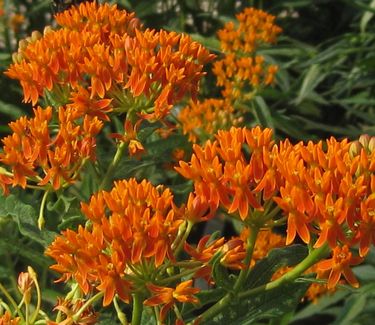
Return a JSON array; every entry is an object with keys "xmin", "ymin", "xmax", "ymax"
[
  {"xmin": 317, "ymin": 245, "xmax": 363, "ymax": 289},
  {"xmin": 46, "ymin": 178, "xmax": 186, "ymax": 306},
  {"xmin": 177, "ymin": 126, "xmax": 374, "ymax": 290},
  {"xmin": 176, "ymin": 126, "xmax": 276, "ymax": 221},
  {"xmin": 48, "ymin": 298, "xmax": 98, "ymax": 325},
  {"xmin": 212, "ymin": 8, "xmax": 282, "ymax": 101},
  {"xmin": 5, "ymin": 2, "xmax": 215, "ymax": 122},
  {"xmin": 178, "ymin": 98, "xmax": 242, "ymax": 143},
  {"xmin": 0, "ymin": 311, "xmax": 20, "ymax": 325},
  {"xmin": 0, "ymin": 106, "xmax": 103, "ymax": 191},
  {"xmin": 217, "ymin": 8, "xmax": 282, "ymax": 54},
  {"xmin": 144, "ymin": 280, "xmax": 200, "ymax": 322}
]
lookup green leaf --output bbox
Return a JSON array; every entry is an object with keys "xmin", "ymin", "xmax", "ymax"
[
  {"xmin": 331, "ymin": 285, "xmax": 374, "ymax": 325},
  {"xmin": 246, "ymin": 245, "xmax": 308, "ymax": 288},
  {"xmin": 182, "ymin": 287, "xmax": 227, "ymax": 318},
  {"xmin": 211, "ymin": 258, "xmax": 236, "ymax": 292},
  {"xmin": 253, "ymin": 96, "xmax": 275, "ymax": 129},
  {"xmin": 189, "ymin": 33, "xmax": 221, "ymax": 53},
  {"xmin": 205, "ymin": 280, "xmax": 310, "ymax": 324},
  {"xmin": 292, "ymin": 289, "xmax": 350, "ymax": 321},
  {"xmin": 0, "ymin": 194, "xmax": 56, "ymax": 246},
  {"xmin": 140, "ymin": 306, "xmax": 156, "ymax": 325},
  {"xmin": 0, "ymin": 100, "xmax": 25, "ymax": 119},
  {"xmin": 295, "ymin": 64, "xmax": 326, "ymax": 105}
]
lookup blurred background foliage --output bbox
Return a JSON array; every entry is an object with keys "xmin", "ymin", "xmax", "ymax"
[{"xmin": 1, "ymin": 0, "xmax": 375, "ymax": 324}]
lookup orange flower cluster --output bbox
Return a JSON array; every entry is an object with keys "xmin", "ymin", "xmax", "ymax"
[
  {"xmin": 46, "ymin": 178, "xmax": 185, "ymax": 306},
  {"xmin": 217, "ymin": 8, "xmax": 282, "ymax": 53},
  {"xmin": 213, "ymin": 53, "xmax": 279, "ymax": 99},
  {"xmin": 213, "ymin": 8, "xmax": 281, "ymax": 100},
  {"xmin": 185, "ymin": 234, "xmax": 247, "ymax": 277},
  {"xmin": 176, "ymin": 126, "xmax": 276, "ymax": 220},
  {"xmin": 177, "ymin": 7, "xmax": 281, "ymax": 144},
  {"xmin": 0, "ymin": 106, "xmax": 102, "ymax": 193},
  {"xmin": 178, "ymin": 98, "xmax": 242, "ymax": 143},
  {"xmin": 177, "ymin": 126, "xmax": 375, "ymax": 289},
  {"xmin": 0, "ymin": 312, "xmax": 19, "ymax": 325},
  {"xmin": 5, "ymin": 2, "xmax": 214, "ymax": 121}
]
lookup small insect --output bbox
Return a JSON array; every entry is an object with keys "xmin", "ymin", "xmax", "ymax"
[{"xmin": 51, "ymin": 0, "xmax": 93, "ymax": 14}]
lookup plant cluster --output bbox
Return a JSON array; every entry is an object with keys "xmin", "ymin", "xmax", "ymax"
[{"xmin": 0, "ymin": 1, "xmax": 374, "ymax": 325}]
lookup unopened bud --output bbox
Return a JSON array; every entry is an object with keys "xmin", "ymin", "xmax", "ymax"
[
  {"xmin": 368, "ymin": 137, "xmax": 375, "ymax": 152},
  {"xmin": 359, "ymin": 134, "xmax": 370, "ymax": 148},
  {"xmin": 18, "ymin": 39, "xmax": 28, "ymax": 51},
  {"xmin": 349, "ymin": 141, "xmax": 361, "ymax": 157},
  {"xmin": 12, "ymin": 52, "xmax": 20, "ymax": 64},
  {"xmin": 18, "ymin": 271, "xmax": 34, "ymax": 304},
  {"xmin": 43, "ymin": 25, "xmax": 53, "ymax": 35},
  {"xmin": 31, "ymin": 30, "xmax": 42, "ymax": 42}
]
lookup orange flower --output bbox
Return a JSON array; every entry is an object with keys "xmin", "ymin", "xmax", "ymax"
[
  {"xmin": 176, "ymin": 126, "xmax": 275, "ymax": 222},
  {"xmin": 144, "ymin": 280, "xmax": 200, "ymax": 321},
  {"xmin": 49, "ymin": 298, "xmax": 98, "ymax": 325},
  {"xmin": 6, "ymin": 2, "xmax": 214, "ymax": 122},
  {"xmin": 182, "ymin": 192, "xmax": 213, "ymax": 223},
  {"xmin": 217, "ymin": 7, "xmax": 282, "ymax": 53},
  {"xmin": 213, "ymin": 7, "xmax": 281, "ymax": 101},
  {"xmin": 110, "ymin": 119, "xmax": 145, "ymax": 157},
  {"xmin": 0, "ymin": 311, "xmax": 20, "ymax": 325},
  {"xmin": 178, "ymin": 98, "xmax": 242, "ymax": 143},
  {"xmin": 356, "ymin": 193, "xmax": 375, "ymax": 257},
  {"xmin": 317, "ymin": 245, "xmax": 362, "ymax": 289},
  {"xmin": 247, "ymin": 228, "xmax": 284, "ymax": 265},
  {"xmin": 47, "ymin": 179, "xmax": 185, "ymax": 306},
  {"xmin": 68, "ymin": 86, "xmax": 112, "ymax": 121},
  {"xmin": 0, "ymin": 106, "xmax": 103, "ymax": 191}
]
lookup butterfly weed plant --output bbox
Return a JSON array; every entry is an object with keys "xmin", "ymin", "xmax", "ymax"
[{"xmin": 0, "ymin": 2, "xmax": 374, "ymax": 324}]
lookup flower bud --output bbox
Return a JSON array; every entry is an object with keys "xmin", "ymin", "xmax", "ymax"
[
  {"xmin": 31, "ymin": 30, "xmax": 42, "ymax": 42},
  {"xmin": 18, "ymin": 271, "xmax": 34, "ymax": 304},
  {"xmin": 359, "ymin": 134, "xmax": 370, "ymax": 148},
  {"xmin": 349, "ymin": 141, "xmax": 361, "ymax": 157}
]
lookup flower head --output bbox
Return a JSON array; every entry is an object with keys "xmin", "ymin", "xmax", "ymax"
[
  {"xmin": 46, "ymin": 178, "xmax": 185, "ymax": 306},
  {"xmin": 144, "ymin": 280, "xmax": 200, "ymax": 322}
]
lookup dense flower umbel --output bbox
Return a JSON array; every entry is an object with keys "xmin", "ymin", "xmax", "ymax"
[
  {"xmin": 212, "ymin": 53, "xmax": 279, "ymax": 99},
  {"xmin": 177, "ymin": 126, "xmax": 375, "ymax": 289},
  {"xmin": 0, "ymin": 106, "xmax": 102, "ymax": 192},
  {"xmin": 212, "ymin": 8, "xmax": 281, "ymax": 100},
  {"xmin": 178, "ymin": 98, "xmax": 243, "ymax": 143},
  {"xmin": 46, "ymin": 178, "xmax": 185, "ymax": 306},
  {"xmin": 176, "ymin": 126, "xmax": 276, "ymax": 220},
  {"xmin": 217, "ymin": 8, "xmax": 282, "ymax": 54},
  {"xmin": 5, "ymin": 2, "xmax": 215, "ymax": 121}
]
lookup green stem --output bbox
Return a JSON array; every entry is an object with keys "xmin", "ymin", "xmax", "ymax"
[
  {"xmin": 196, "ymin": 243, "xmax": 330, "ymax": 323},
  {"xmin": 29, "ymin": 267, "xmax": 41, "ymax": 324},
  {"xmin": 114, "ymin": 296, "xmax": 128, "ymax": 325},
  {"xmin": 38, "ymin": 190, "xmax": 50, "ymax": 230},
  {"xmin": 233, "ymin": 225, "xmax": 259, "ymax": 292},
  {"xmin": 0, "ymin": 283, "xmax": 25, "ymax": 323},
  {"xmin": 99, "ymin": 142, "xmax": 127, "ymax": 190},
  {"xmin": 131, "ymin": 293, "xmax": 143, "ymax": 325},
  {"xmin": 172, "ymin": 221, "xmax": 193, "ymax": 256},
  {"xmin": 72, "ymin": 291, "xmax": 104, "ymax": 323},
  {"xmin": 238, "ymin": 243, "xmax": 330, "ymax": 299},
  {"xmin": 158, "ymin": 266, "xmax": 204, "ymax": 285},
  {"xmin": 25, "ymin": 302, "xmax": 29, "ymax": 325}
]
